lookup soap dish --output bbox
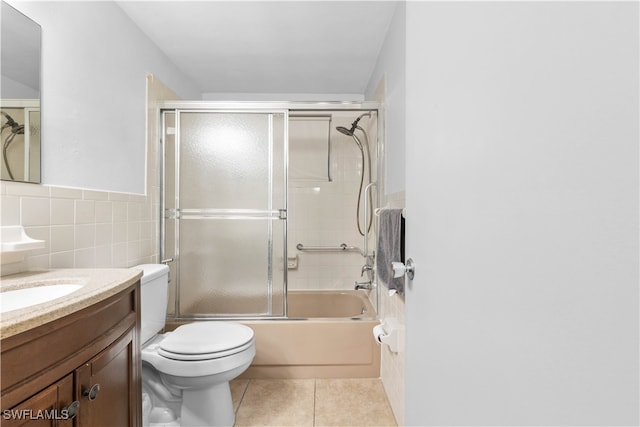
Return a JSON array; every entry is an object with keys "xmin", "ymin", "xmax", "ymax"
[{"xmin": 1, "ymin": 225, "xmax": 45, "ymax": 252}]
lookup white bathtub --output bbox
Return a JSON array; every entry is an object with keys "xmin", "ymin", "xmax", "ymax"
[
  {"xmin": 166, "ymin": 290, "xmax": 380, "ymax": 378},
  {"xmin": 240, "ymin": 290, "xmax": 380, "ymax": 379}
]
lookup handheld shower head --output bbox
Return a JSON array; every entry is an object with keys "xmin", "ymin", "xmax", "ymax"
[
  {"xmin": 336, "ymin": 111, "xmax": 372, "ymax": 136},
  {"xmin": 335, "ymin": 111, "xmax": 374, "ymax": 237},
  {"xmin": 336, "ymin": 126, "xmax": 353, "ymax": 136},
  {"xmin": 1, "ymin": 112, "xmax": 24, "ymax": 135},
  {"xmin": 352, "ymin": 111, "xmax": 372, "ymax": 124}
]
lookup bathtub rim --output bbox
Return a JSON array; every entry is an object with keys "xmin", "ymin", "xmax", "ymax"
[{"xmin": 165, "ymin": 289, "xmax": 378, "ymax": 322}]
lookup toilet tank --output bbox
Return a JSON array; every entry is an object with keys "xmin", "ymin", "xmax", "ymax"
[{"xmin": 134, "ymin": 264, "xmax": 169, "ymax": 345}]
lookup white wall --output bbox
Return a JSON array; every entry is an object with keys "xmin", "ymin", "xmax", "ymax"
[
  {"xmin": 0, "ymin": 76, "xmax": 180, "ymax": 274},
  {"xmin": 364, "ymin": 3, "xmax": 407, "ymax": 425},
  {"xmin": 8, "ymin": 1, "xmax": 200, "ymax": 194},
  {"xmin": 366, "ymin": 1, "xmax": 405, "ymax": 196},
  {"xmin": 405, "ymin": 2, "xmax": 638, "ymax": 425}
]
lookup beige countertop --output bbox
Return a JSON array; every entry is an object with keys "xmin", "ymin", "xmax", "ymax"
[{"xmin": 0, "ymin": 268, "xmax": 143, "ymax": 339}]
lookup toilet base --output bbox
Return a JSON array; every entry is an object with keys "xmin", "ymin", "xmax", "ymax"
[
  {"xmin": 141, "ymin": 331, "xmax": 255, "ymax": 427},
  {"xmin": 181, "ymin": 381, "xmax": 234, "ymax": 427}
]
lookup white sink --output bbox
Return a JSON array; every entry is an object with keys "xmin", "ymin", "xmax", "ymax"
[{"xmin": 1, "ymin": 284, "xmax": 83, "ymax": 313}]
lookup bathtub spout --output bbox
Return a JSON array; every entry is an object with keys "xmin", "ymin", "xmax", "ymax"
[{"xmin": 355, "ymin": 280, "xmax": 373, "ymax": 290}]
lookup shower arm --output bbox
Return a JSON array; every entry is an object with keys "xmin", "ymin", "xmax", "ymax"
[{"xmin": 363, "ymin": 182, "xmax": 377, "ymax": 259}]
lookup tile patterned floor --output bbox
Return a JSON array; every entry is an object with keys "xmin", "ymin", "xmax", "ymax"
[{"xmin": 231, "ymin": 378, "xmax": 397, "ymax": 427}]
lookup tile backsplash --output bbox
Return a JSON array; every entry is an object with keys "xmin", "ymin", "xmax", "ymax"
[
  {"xmin": 0, "ymin": 74, "xmax": 175, "ymax": 276},
  {"xmin": 0, "ymin": 181, "xmax": 159, "ymax": 275}
]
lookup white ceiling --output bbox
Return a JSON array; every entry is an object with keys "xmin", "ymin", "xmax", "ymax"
[{"xmin": 117, "ymin": 1, "xmax": 398, "ymax": 96}]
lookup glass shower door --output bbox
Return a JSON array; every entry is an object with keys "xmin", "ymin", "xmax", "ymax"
[{"xmin": 163, "ymin": 110, "xmax": 287, "ymax": 318}]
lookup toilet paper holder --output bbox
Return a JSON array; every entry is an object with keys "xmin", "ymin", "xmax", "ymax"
[
  {"xmin": 372, "ymin": 318, "xmax": 404, "ymax": 353},
  {"xmin": 391, "ymin": 258, "xmax": 415, "ymax": 280}
]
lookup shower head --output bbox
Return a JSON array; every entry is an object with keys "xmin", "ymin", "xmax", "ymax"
[
  {"xmin": 336, "ymin": 126, "xmax": 353, "ymax": 136},
  {"xmin": 336, "ymin": 112, "xmax": 372, "ymax": 137},
  {"xmin": 0, "ymin": 111, "xmax": 24, "ymax": 135}
]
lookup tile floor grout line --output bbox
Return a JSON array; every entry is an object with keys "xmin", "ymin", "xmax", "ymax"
[
  {"xmin": 235, "ymin": 379, "xmax": 251, "ymax": 416},
  {"xmin": 313, "ymin": 378, "xmax": 317, "ymax": 427},
  {"xmin": 231, "ymin": 377, "xmax": 397, "ymax": 427},
  {"xmin": 378, "ymin": 377, "xmax": 399, "ymax": 426}
]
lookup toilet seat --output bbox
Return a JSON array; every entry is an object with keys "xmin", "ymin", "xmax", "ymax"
[
  {"xmin": 142, "ymin": 326, "xmax": 256, "ymax": 379},
  {"xmin": 158, "ymin": 322, "xmax": 255, "ymax": 361},
  {"xmin": 159, "ymin": 339, "xmax": 255, "ymax": 361}
]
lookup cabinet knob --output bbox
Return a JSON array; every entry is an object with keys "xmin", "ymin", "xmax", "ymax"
[
  {"xmin": 62, "ymin": 400, "xmax": 80, "ymax": 419},
  {"xmin": 82, "ymin": 383, "xmax": 101, "ymax": 401}
]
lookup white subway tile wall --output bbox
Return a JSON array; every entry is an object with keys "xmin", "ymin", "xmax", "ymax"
[
  {"xmin": 1, "ymin": 181, "xmax": 159, "ymax": 272},
  {"xmin": 287, "ymin": 112, "xmax": 378, "ymax": 292},
  {"xmin": 21, "ymin": 197, "xmax": 50, "ymax": 226},
  {"xmin": 1, "ymin": 195, "xmax": 20, "ymax": 225},
  {"xmin": 51, "ymin": 198, "xmax": 74, "ymax": 225},
  {"xmin": 0, "ymin": 74, "xmax": 173, "ymax": 274}
]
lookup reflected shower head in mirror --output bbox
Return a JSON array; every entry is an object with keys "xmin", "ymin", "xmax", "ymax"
[
  {"xmin": 1, "ymin": 111, "xmax": 24, "ymax": 135},
  {"xmin": 1, "ymin": 111, "xmax": 25, "ymax": 180}
]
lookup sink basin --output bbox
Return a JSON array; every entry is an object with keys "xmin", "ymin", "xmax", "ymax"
[{"xmin": 1, "ymin": 284, "xmax": 83, "ymax": 313}]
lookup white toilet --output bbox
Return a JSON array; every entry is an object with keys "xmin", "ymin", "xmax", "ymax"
[{"xmin": 135, "ymin": 264, "xmax": 255, "ymax": 427}]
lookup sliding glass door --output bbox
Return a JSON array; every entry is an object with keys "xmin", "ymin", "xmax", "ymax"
[{"xmin": 162, "ymin": 109, "xmax": 287, "ymax": 318}]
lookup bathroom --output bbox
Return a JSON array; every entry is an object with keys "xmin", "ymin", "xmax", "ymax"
[
  {"xmin": 1, "ymin": 2, "xmax": 405, "ymax": 425},
  {"xmin": 1, "ymin": 1, "xmax": 638, "ymax": 426}
]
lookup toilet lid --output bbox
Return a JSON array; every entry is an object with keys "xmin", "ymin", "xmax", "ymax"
[{"xmin": 158, "ymin": 322, "xmax": 254, "ymax": 361}]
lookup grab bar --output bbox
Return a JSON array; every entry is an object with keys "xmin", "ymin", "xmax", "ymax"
[{"xmin": 296, "ymin": 243, "xmax": 364, "ymax": 256}]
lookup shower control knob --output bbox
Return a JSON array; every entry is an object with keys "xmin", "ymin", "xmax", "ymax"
[{"xmin": 391, "ymin": 259, "xmax": 415, "ymax": 280}]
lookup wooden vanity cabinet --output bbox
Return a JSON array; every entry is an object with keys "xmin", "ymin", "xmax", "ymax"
[
  {"xmin": 75, "ymin": 328, "xmax": 136, "ymax": 427},
  {"xmin": 1, "ymin": 375, "xmax": 74, "ymax": 427},
  {"xmin": 0, "ymin": 282, "xmax": 141, "ymax": 427}
]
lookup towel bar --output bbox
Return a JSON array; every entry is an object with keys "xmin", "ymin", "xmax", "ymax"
[{"xmin": 375, "ymin": 207, "xmax": 406, "ymax": 217}]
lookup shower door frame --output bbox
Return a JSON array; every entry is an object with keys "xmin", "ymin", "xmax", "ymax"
[{"xmin": 159, "ymin": 101, "xmax": 383, "ymax": 320}]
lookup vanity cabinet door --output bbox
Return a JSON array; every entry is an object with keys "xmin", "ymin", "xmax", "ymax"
[
  {"xmin": 1, "ymin": 281, "xmax": 140, "ymax": 427},
  {"xmin": 75, "ymin": 328, "xmax": 137, "ymax": 427},
  {"xmin": 3, "ymin": 375, "xmax": 75, "ymax": 427}
]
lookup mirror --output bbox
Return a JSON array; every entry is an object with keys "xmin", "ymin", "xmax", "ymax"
[{"xmin": 1, "ymin": 1, "xmax": 41, "ymax": 183}]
